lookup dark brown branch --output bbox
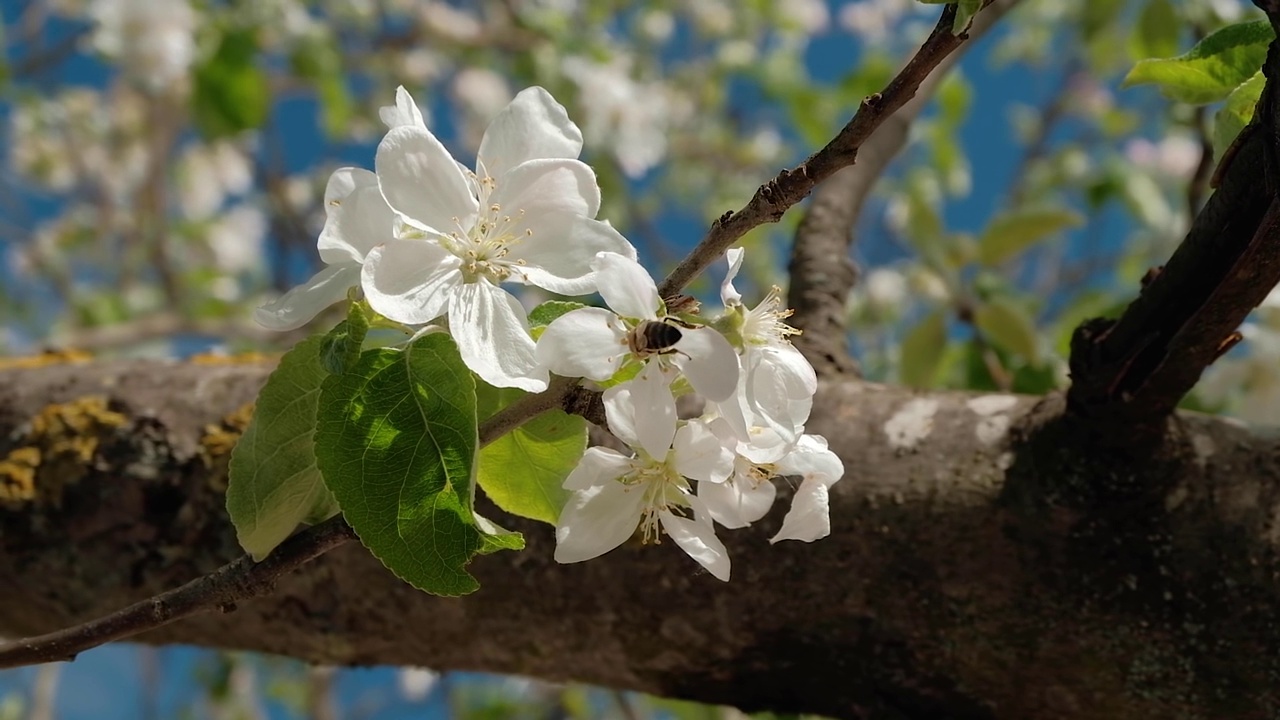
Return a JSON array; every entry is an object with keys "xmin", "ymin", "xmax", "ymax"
[
  {"xmin": 785, "ymin": 0, "xmax": 1019, "ymax": 378},
  {"xmin": 0, "ymin": 514, "xmax": 355, "ymax": 668},
  {"xmin": 1066, "ymin": 11, "xmax": 1280, "ymax": 436},
  {"xmin": 657, "ymin": 2, "xmax": 983, "ymax": 299},
  {"xmin": 8, "ymin": 361, "xmax": 1280, "ymax": 717}
]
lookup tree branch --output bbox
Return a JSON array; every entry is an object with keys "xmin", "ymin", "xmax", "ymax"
[
  {"xmin": 657, "ymin": 2, "xmax": 984, "ymax": 299},
  {"xmin": 785, "ymin": 0, "xmax": 1020, "ymax": 377},
  {"xmin": 1066, "ymin": 11, "xmax": 1280, "ymax": 437},
  {"xmin": 5, "ymin": 361, "xmax": 1280, "ymax": 717},
  {"xmin": 0, "ymin": 512, "xmax": 354, "ymax": 668}
]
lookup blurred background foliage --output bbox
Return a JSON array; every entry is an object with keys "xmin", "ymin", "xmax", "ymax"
[{"xmin": 0, "ymin": 0, "xmax": 1273, "ymax": 716}]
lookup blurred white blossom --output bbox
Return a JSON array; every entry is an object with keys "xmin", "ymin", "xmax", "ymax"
[
  {"xmin": 1124, "ymin": 135, "xmax": 1202, "ymax": 180},
  {"xmin": 421, "ymin": 2, "xmax": 483, "ymax": 43},
  {"xmin": 784, "ymin": 0, "xmax": 831, "ymax": 35},
  {"xmin": 89, "ymin": 0, "xmax": 196, "ymax": 89},
  {"xmin": 689, "ymin": 0, "xmax": 735, "ymax": 35},
  {"xmin": 397, "ymin": 667, "xmax": 440, "ymax": 702},
  {"xmin": 206, "ymin": 205, "xmax": 267, "ymax": 274},
  {"xmin": 562, "ymin": 56, "xmax": 687, "ymax": 177},
  {"xmin": 639, "ymin": 9, "xmax": 675, "ymax": 42},
  {"xmin": 178, "ymin": 142, "xmax": 254, "ymax": 220},
  {"xmin": 452, "ymin": 68, "xmax": 513, "ymax": 149},
  {"xmin": 838, "ymin": 0, "xmax": 915, "ymax": 42}
]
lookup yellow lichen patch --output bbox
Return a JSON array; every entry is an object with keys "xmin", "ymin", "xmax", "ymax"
[
  {"xmin": 0, "ymin": 349, "xmax": 93, "ymax": 370},
  {"xmin": 0, "ymin": 447, "xmax": 41, "ymax": 502},
  {"xmin": 189, "ymin": 351, "xmax": 279, "ymax": 366},
  {"xmin": 200, "ymin": 402, "xmax": 256, "ymax": 490},
  {"xmin": 2, "ymin": 396, "xmax": 128, "ymax": 506}
]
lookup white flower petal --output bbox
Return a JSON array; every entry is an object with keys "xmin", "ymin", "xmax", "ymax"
[
  {"xmin": 659, "ymin": 510, "xmax": 730, "ymax": 581},
  {"xmin": 699, "ymin": 474, "xmax": 777, "ymax": 529},
  {"xmin": 376, "ymin": 126, "xmax": 478, "ymax": 235},
  {"xmin": 721, "ymin": 246, "xmax": 745, "ymax": 306},
  {"xmin": 361, "ymin": 240, "xmax": 461, "ymax": 325},
  {"xmin": 379, "ymin": 86, "xmax": 427, "ymax": 129},
  {"xmin": 563, "ymin": 447, "xmax": 634, "ymax": 491},
  {"xmin": 673, "ymin": 328, "xmax": 739, "ymax": 401},
  {"xmin": 535, "ymin": 307, "xmax": 628, "ymax": 381},
  {"xmin": 770, "ymin": 477, "xmax": 831, "ymax": 543},
  {"xmin": 508, "ymin": 216, "xmax": 636, "ymax": 295},
  {"xmin": 450, "ymin": 280, "xmax": 548, "ymax": 391},
  {"xmin": 603, "ymin": 366, "xmax": 676, "ymax": 459},
  {"xmin": 555, "ymin": 482, "xmax": 645, "ymax": 563},
  {"xmin": 673, "ymin": 421, "xmax": 733, "ymax": 484},
  {"xmin": 477, "ymin": 86, "xmax": 583, "ymax": 180},
  {"xmin": 255, "ymin": 263, "xmax": 360, "ymax": 331},
  {"xmin": 318, "ymin": 168, "xmax": 397, "ymax": 265},
  {"xmin": 591, "ymin": 251, "xmax": 661, "ymax": 320},
  {"xmin": 746, "ymin": 346, "xmax": 818, "ymax": 440},
  {"xmin": 775, "ymin": 433, "xmax": 844, "ymax": 485},
  {"xmin": 490, "ymin": 158, "xmax": 602, "ymax": 221}
]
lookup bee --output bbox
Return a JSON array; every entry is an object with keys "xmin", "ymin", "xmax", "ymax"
[{"xmin": 627, "ymin": 319, "xmax": 686, "ymax": 357}]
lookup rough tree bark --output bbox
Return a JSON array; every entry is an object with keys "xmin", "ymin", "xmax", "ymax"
[{"xmin": 3, "ymin": 359, "xmax": 1280, "ymax": 720}]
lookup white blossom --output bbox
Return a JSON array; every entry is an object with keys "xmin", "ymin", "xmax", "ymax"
[
  {"xmin": 537, "ymin": 251, "xmax": 739, "ymax": 456},
  {"xmin": 363, "ymin": 87, "xmax": 635, "ymax": 391},
  {"xmin": 555, "ymin": 386, "xmax": 734, "ymax": 580},
  {"xmin": 255, "ymin": 167, "xmax": 395, "ymax": 330},
  {"xmin": 89, "ymin": 0, "xmax": 196, "ymax": 89},
  {"xmin": 714, "ymin": 247, "xmax": 817, "ymax": 444}
]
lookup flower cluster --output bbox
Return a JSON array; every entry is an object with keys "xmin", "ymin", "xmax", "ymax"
[
  {"xmin": 544, "ymin": 248, "xmax": 841, "ymax": 580},
  {"xmin": 258, "ymin": 86, "xmax": 842, "ymax": 581}
]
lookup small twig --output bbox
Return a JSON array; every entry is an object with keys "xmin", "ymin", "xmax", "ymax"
[
  {"xmin": 478, "ymin": 375, "xmax": 580, "ymax": 445},
  {"xmin": 0, "ymin": 515, "xmax": 355, "ymax": 669},
  {"xmin": 657, "ymin": 2, "xmax": 983, "ymax": 299}
]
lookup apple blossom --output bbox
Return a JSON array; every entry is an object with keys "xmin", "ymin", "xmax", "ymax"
[
  {"xmin": 555, "ymin": 385, "xmax": 734, "ymax": 580},
  {"xmin": 362, "ymin": 87, "xmax": 635, "ymax": 391},
  {"xmin": 536, "ymin": 251, "xmax": 739, "ymax": 455},
  {"xmin": 714, "ymin": 247, "xmax": 818, "ymax": 444},
  {"xmin": 254, "ymin": 167, "xmax": 395, "ymax": 331}
]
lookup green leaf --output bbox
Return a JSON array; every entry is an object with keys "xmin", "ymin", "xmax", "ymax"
[
  {"xmin": 1130, "ymin": 0, "xmax": 1180, "ymax": 61},
  {"xmin": 315, "ymin": 334, "xmax": 519, "ymax": 597},
  {"xmin": 528, "ymin": 300, "xmax": 586, "ymax": 331},
  {"xmin": 319, "ymin": 302, "xmax": 370, "ymax": 375},
  {"xmin": 193, "ymin": 27, "xmax": 269, "ymax": 139},
  {"xmin": 900, "ymin": 311, "xmax": 948, "ymax": 388},
  {"xmin": 914, "ymin": 0, "xmax": 980, "ymax": 33},
  {"xmin": 227, "ymin": 336, "xmax": 339, "ymax": 561},
  {"xmin": 1213, "ymin": 69, "xmax": 1265, "ymax": 163},
  {"xmin": 975, "ymin": 298, "xmax": 1040, "ymax": 363},
  {"xmin": 954, "ymin": 0, "xmax": 981, "ymax": 32},
  {"xmin": 475, "ymin": 382, "xmax": 584, "ymax": 526},
  {"xmin": 1123, "ymin": 20, "xmax": 1272, "ymax": 104},
  {"xmin": 977, "ymin": 207, "xmax": 1083, "ymax": 266}
]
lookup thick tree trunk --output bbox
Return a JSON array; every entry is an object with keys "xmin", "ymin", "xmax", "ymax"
[{"xmin": 3, "ymin": 360, "xmax": 1280, "ymax": 719}]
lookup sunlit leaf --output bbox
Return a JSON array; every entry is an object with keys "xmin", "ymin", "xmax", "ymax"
[
  {"xmin": 977, "ymin": 207, "xmax": 1083, "ymax": 266},
  {"xmin": 315, "ymin": 334, "xmax": 522, "ymax": 597},
  {"xmin": 900, "ymin": 311, "xmax": 948, "ymax": 388},
  {"xmin": 975, "ymin": 298, "xmax": 1040, "ymax": 363},
  {"xmin": 1123, "ymin": 20, "xmax": 1272, "ymax": 104},
  {"xmin": 227, "ymin": 336, "xmax": 338, "ymax": 561},
  {"xmin": 475, "ymin": 381, "xmax": 584, "ymax": 526}
]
